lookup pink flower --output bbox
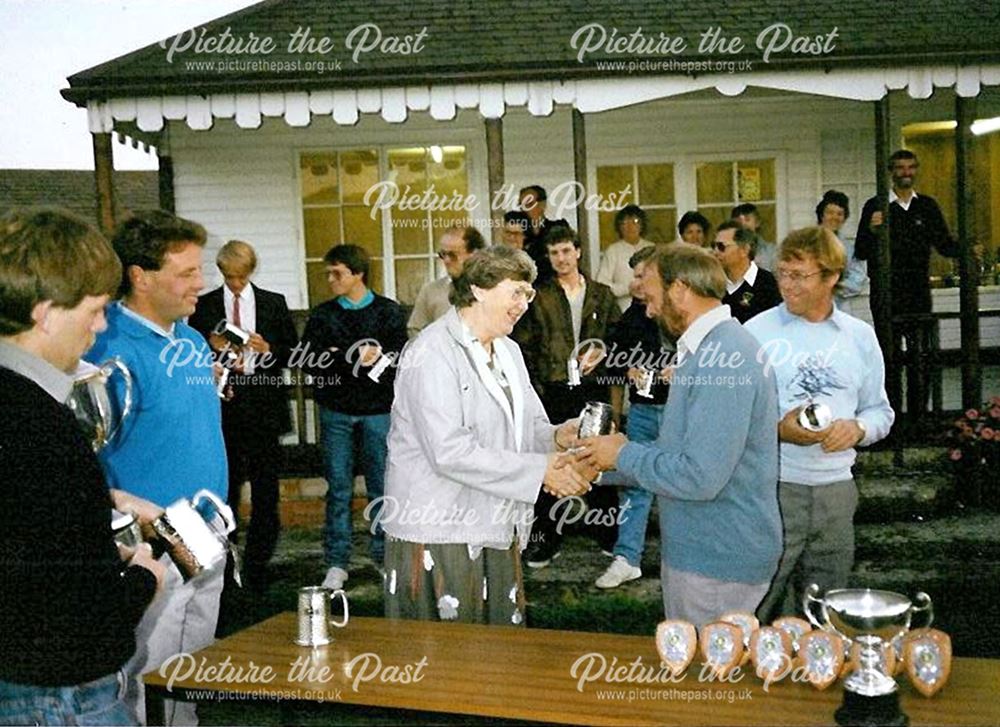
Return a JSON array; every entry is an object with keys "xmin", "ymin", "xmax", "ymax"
[
  {"xmin": 949, "ymin": 449, "xmax": 963, "ymax": 461},
  {"xmin": 965, "ymin": 409, "xmax": 980, "ymax": 420},
  {"xmin": 990, "ymin": 407, "xmax": 1000, "ymax": 419},
  {"xmin": 982, "ymin": 428, "xmax": 995, "ymax": 440}
]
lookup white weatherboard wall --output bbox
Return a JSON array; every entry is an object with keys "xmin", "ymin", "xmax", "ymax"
[
  {"xmin": 169, "ymin": 111, "xmax": 492, "ymax": 310},
  {"xmin": 166, "ymin": 88, "xmax": 1000, "ymax": 313},
  {"xmin": 501, "ymin": 107, "xmax": 577, "ymax": 227},
  {"xmin": 169, "ymin": 107, "xmax": 578, "ymax": 309},
  {"xmin": 584, "ymin": 93, "xmax": 875, "ymax": 255}
]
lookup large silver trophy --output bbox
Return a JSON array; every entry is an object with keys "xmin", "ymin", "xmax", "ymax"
[
  {"xmin": 67, "ymin": 358, "xmax": 133, "ymax": 451},
  {"xmin": 804, "ymin": 584, "xmax": 933, "ymax": 726}
]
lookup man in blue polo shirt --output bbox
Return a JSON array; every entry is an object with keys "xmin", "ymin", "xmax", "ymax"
[
  {"xmin": 87, "ymin": 210, "xmax": 226, "ymax": 726},
  {"xmin": 746, "ymin": 226, "xmax": 894, "ymax": 622}
]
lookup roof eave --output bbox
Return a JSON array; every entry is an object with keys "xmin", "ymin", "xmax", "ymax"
[{"xmin": 61, "ymin": 49, "xmax": 1000, "ymax": 107}]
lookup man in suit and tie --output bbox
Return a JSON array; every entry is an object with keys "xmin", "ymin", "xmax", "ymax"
[{"xmin": 189, "ymin": 240, "xmax": 298, "ymax": 587}]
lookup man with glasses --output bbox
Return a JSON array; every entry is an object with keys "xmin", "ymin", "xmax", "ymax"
[
  {"xmin": 407, "ymin": 225, "xmax": 486, "ymax": 338},
  {"xmin": 713, "ymin": 221, "xmax": 781, "ymax": 324},
  {"xmin": 745, "ymin": 227, "xmax": 894, "ymax": 621},
  {"xmin": 519, "ymin": 185, "xmax": 569, "ymax": 285},
  {"xmin": 502, "ymin": 210, "xmax": 531, "ymax": 251},
  {"xmin": 301, "ymin": 245, "xmax": 408, "ymax": 592}
]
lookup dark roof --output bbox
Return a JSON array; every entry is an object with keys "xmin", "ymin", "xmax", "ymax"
[
  {"xmin": 0, "ymin": 170, "xmax": 160, "ymax": 226},
  {"xmin": 63, "ymin": 0, "xmax": 1000, "ymax": 104}
]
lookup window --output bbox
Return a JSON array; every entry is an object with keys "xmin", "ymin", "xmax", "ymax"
[
  {"xmin": 595, "ymin": 163, "xmax": 676, "ymax": 246},
  {"xmin": 695, "ymin": 159, "xmax": 777, "ymax": 242},
  {"xmin": 300, "ymin": 150, "xmax": 382, "ymax": 305},
  {"xmin": 387, "ymin": 146, "xmax": 469, "ymax": 305},
  {"xmin": 299, "ymin": 146, "xmax": 469, "ymax": 307}
]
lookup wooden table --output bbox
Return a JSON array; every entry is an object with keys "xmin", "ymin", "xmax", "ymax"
[{"xmin": 144, "ymin": 613, "xmax": 1000, "ymax": 726}]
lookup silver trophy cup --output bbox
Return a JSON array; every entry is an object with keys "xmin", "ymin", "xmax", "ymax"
[
  {"xmin": 67, "ymin": 358, "xmax": 133, "ymax": 451},
  {"xmin": 804, "ymin": 584, "xmax": 933, "ymax": 726},
  {"xmin": 150, "ymin": 490, "xmax": 238, "ymax": 583},
  {"xmin": 295, "ymin": 586, "xmax": 350, "ymax": 646},
  {"xmin": 578, "ymin": 401, "xmax": 614, "ymax": 439}
]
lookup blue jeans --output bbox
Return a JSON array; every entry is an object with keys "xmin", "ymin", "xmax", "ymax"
[
  {"xmin": 0, "ymin": 671, "xmax": 135, "ymax": 726},
  {"xmin": 614, "ymin": 403, "xmax": 663, "ymax": 567},
  {"xmin": 320, "ymin": 407, "xmax": 389, "ymax": 569}
]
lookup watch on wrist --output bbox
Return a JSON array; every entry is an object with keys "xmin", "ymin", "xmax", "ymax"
[{"xmin": 854, "ymin": 418, "xmax": 867, "ymax": 445}]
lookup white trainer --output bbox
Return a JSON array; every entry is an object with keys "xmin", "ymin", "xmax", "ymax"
[
  {"xmin": 595, "ymin": 556, "xmax": 641, "ymax": 589},
  {"xmin": 322, "ymin": 566, "xmax": 349, "ymax": 590}
]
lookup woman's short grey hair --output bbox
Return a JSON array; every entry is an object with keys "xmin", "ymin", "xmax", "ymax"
[
  {"xmin": 651, "ymin": 244, "xmax": 727, "ymax": 301},
  {"xmin": 450, "ymin": 246, "xmax": 537, "ymax": 308}
]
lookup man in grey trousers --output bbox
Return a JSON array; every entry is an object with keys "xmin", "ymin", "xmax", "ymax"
[{"xmin": 578, "ymin": 245, "xmax": 782, "ymax": 627}]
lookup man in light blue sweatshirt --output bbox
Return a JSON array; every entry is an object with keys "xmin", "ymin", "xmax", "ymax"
[
  {"xmin": 745, "ymin": 226, "xmax": 894, "ymax": 622},
  {"xmin": 577, "ymin": 245, "xmax": 782, "ymax": 627}
]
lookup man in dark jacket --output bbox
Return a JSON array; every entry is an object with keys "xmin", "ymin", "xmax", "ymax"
[
  {"xmin": 0, "ymin": 208, "xmax": 164, "ymax": 725},
  {"xmin": 514, "ymin": 225, "xmax": 621, "ymax": 567},
  {"xmin": 713, "ymin": 221, "xmax": 782, "ymax": 324},
  {"xmin": 854, "ymin": 149, "xmax": 960, "ymax": 420},
  {"xmin": 189, "ymin": 240, "xmax": 298, "ymax": 585},
  {"xmin": 300, "ymin": 244, "xmax": 408, "ymax": 591}
]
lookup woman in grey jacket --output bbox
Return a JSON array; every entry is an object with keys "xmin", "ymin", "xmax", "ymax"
[{"xmin": 382, "ymin": 246, "xmax": 591, "ymax": 626}]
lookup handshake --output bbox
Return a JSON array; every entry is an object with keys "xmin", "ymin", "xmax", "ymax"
[{"xmin": 541, "ymin": 418, "xmax": 628, "ymax": 498}]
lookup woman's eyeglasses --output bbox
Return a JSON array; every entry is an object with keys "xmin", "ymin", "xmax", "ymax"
[{"xmin": 510, "ymin": 286, "xmax": 536, "ymax": 303}]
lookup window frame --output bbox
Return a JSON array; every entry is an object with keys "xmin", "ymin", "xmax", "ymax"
[{"xmin": 295, "ymin": 132, "xmax": 485, "ymax": 306}]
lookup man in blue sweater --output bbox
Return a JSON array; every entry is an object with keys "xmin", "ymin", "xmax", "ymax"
[
  {"xmin": 87, "ymin": 210, "xmax": 227, "ymax": 726},
  {"xmin": 746, "ymin": 227, "xmax": 894, "ymax": 621},
  {"xmin": 577, "ymin": 245, "xmax": 781, "ymax": 627}
]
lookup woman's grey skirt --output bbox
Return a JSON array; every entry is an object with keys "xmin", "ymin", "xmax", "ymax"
[{"xmin": 383, "ymin": 536, "xmax": 526, "ymax": 627}]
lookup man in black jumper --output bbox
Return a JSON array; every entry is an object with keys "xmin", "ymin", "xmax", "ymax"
[
  {"xmin": 301, "ymin": 244, "xmax": 407, "ymax": 591},
  {"xmin": 0, "ymin": 208, "xmax": 164, "ymax": 725},
  {"xmin": 714, "ymin": 221, "xmax": 782, "ymax": 324},
  {"xmin": 854, "ymin": 149, "xmax": 959, "ymax": 420}
]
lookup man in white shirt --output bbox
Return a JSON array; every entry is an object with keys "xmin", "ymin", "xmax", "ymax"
[{"xmin": 188, "ymin": 240, "xmax": 298, "ymax": 588}]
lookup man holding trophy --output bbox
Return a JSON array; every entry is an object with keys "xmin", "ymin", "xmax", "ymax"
[
  {"xmin": 745, "ymin": 226, "xmax": 894, "ymax": 622},
  {"xmin": 576, "ymin": 245, "xmax": 782, "ymax": 627},
  {"xmin": 86, "ymin": 210, "xmax": 228, "ymax": 726},
  {"xmin": 0, "ymin": 208, "xmax": 165, "ymax": 725},
  {"xmin": 189, "ymin": 240, "xmax": 298, "ymax": 588}
]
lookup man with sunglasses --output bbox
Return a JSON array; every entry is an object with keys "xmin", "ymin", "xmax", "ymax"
[
  {"xmin": 713, "ymin": 221, "xmax": 781, "ymax": 324},
  {"xmin": 745, "ymin": 226, "xmax": 894, "ymax": 622},
  {"xmin": 407, "ymin": 225, "xmax": 487, "ymax": 338}
]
